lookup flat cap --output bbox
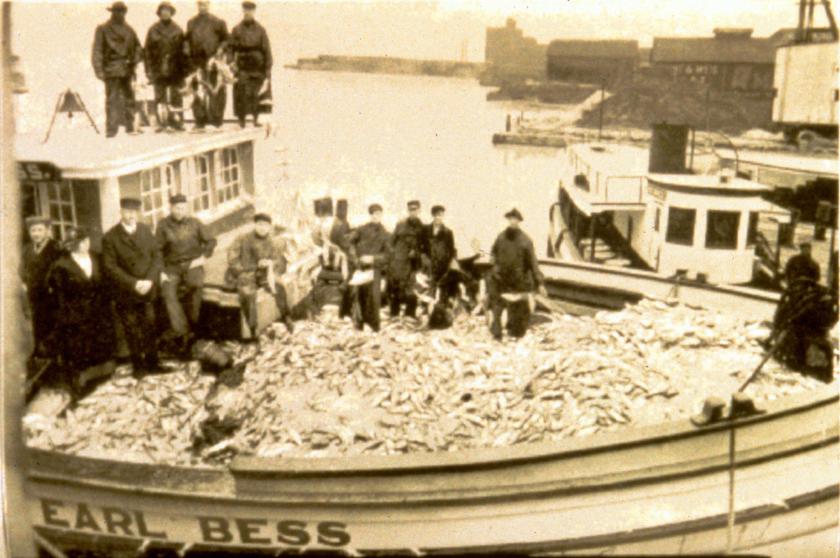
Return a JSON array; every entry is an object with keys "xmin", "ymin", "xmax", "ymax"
[
  {"xmin": 157, "ymin": 1, "xmax": 175, "ymax": 15},
  {"xmin": 107, "ymin": 1, "xmax": 128, "ymax": 12},
  {"xmin": 242, "ymin": 0, "xmax": 256, "ymax": 9},
  {"xmin": 120, "ymin": 197, "xmax": 142, "ymax": 210},
  {"xmin": 169, "ymin": 193, "xmax": 188, "ymax": 205},
  {"xmin": 253, "ymin": 212, "xmax": 272, "ymax": 224},
  {"xmin": 431, "ymin": 205, "xmax": 445, "ymax": 216},
  {"xmin": 63, "ymin": 226, "xmax": 90, "ymax": 249},
  {"xmin": 407, "ymin": 200, "xmax": 421, "ymax": 210},
  {"xmin": 368, "ymin": 203, "xmax": 383, "ymax": 215},
  {"xmin": 504, "ymin": 208, "xmax": 524, "ymax": 221},
  {"xmin": 25, "ymin": 215, "xmax": 50, "ymax": 227}
]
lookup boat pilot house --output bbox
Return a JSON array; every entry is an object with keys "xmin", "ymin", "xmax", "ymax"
[
  {"xmin": 552, "ymin": 125, "xmax": 790, "ymax": 285},
  {"xmin": 16, "ymin": 128, "xmax": 264, "ymax": 249}
]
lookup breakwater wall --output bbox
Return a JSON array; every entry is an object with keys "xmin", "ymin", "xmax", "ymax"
[{"xmin": 287, "ymin": 55, "xmax": 485, "ymax": 79}]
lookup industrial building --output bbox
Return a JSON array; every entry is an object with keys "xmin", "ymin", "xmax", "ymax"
[
  {"xmin": 546, "ymin": 40, "xmax": 639, "ymax": 86},
  {"xmin": 483, "ymin": 18, "xmax": 546, "ymax": 83}
]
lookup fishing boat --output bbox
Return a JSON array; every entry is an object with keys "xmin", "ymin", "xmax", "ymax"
[
  {"xmin": 547, "ymin": 124, "xmax": 793, "ymax": 285},
  {"xmin": 22, "ymin": 265, "xmax": 838, "ymax": 556}
]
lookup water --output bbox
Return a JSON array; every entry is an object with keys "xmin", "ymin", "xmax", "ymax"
[{"xmin": 263, "ymin": 68, "xmax": 567, "ymax": 256}]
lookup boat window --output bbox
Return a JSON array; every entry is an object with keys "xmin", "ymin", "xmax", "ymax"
[
  {"xmin": 654, "ymin": 207, "xmax": 661, "ymax": 232},
  {"xmin": 705, "ymin": 210, "xmax": 741, "ymax": 250},
  {"xmin": 746, "ymin": 211, "xmax": 760, "ymax": 246},
  {"xmin": 665, "ymin": 206, "xmax": 695, "ymax": 246},
  {"xmin": 39, "ymin": 180, "xmax": 77, "ymax": 240},
  {"xmin": 141, "ymin": 163, "xmax": 178, "ymax": 227},
  {"xmin": 215, "ymin": 147, "xmax": 241, "ymax": 204},
  {"xmin": 191, "ymin": 154, "xmax": 213, "ymax": 212}
]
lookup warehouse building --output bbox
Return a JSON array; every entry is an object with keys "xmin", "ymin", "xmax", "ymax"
[
  {"xmin": 650, "ymin": 28, "xmax": 776, "ymax": 92},
  {"xmin": 546, "ymin": 39, "xmax": 639, "ymax": 86},
  {"xmin": 483, "ymin": 18, "xmax": 546, "ymax": 82}
]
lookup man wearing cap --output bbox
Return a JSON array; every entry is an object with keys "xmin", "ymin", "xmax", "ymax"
[
  {"xmin": 423, "ymin": 205, "xmax": 457, "ymax": 306},
  {"xmin": 226, "ymin": 213, "xmax": 294, "ymax": 338},
  {"xmin": 145, "ymin": 1, "xmax": 186, "ymax": 132},
  {"xmin": 19, "ymin": 216, "xmax": 63, "ymax": 357},
  {"xmin": 347, "ymin": 204, "xmax": 391, "ymax": 332},
  {"xmin": 92, "ymin": 2, "xmax": 142, "ymax": 137},
  {"xmin": 488, "ymin": 209, "xmax": 547, "ymax": 340},
  {"xmin": 156, "ymin": 194, "xmax": 217, "ymax": 355},
  {"xmin": 229, "ymin": 1, "xmax": 273, "ymax": 128},
  {"xmin": 387, "ymin": 200, "xmax": 425, "ymax": 319},
  {"xmin": 785, "ymin": 242, "xmax": 821, "ymax": 285},
  {"xmin": 185, "ymin": 0, "xmax": 229, "ymax": 128},
  {"xmin": 102, "ymin": 198, "xmax": 164, "ymax": 376}
]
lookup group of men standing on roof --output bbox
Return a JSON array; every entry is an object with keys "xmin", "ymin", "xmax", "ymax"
[
  {"xmin": 315, "ymin": 200, "xmax": 547, "ymax": 340},
  {"xmin": 92, "ymin": 0, "xmax": 272, "ymax": 137}
]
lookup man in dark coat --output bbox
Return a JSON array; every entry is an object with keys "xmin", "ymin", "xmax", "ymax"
[
  {"xmin": 92, "ymin": 2, "xmax": 142, "ymax": 137},
  {"xmin": 185, "ymin": 0, "xmax": 229, "ymax": 128},
  {"xmin": 156, "ymin": 194, "xmax": 216, "ymax": 355},
  {"xmin": 229, "ymin": 1, "xmax": 272, "ymax": 127},
  {"xmin": 226, "ymin": 213, "xmax": 294, "ymax": 337},
  {"xmin": 47, "ymin": 227, "xmax": 115, "ymax": 395},
  {"xmin": 19, "ymin": 216, "xmax": 62, "ymax": 357},
  {"xmin": 347, "ymin": 204, "xmax": 391, "ymax": 332},
  {"xmin": 488, "ymin": 209, "xmax": 547, "ymax": 340},
  {"xmin": 144, "ymin": 1, "xmax": 186, "ymax": 132},
  {"xmin": 785, "ymin": 242, "xmax": 821, "ymax": 285},
  {"xmin": 423, "ymin": 204, "xmax": 457, "ymax": 305},
  {"xmin": 387, "ymin": 200, "xmax": 424, "ymax": 318},
  {"xmin": 102, "ymin": 198, "xmax": 163, "ymax": 377}
]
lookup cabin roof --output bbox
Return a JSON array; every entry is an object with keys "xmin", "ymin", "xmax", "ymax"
[
  {"xmin": 15, "ymin": 125, "xmax": 265, "ymax": 180},
  {"xmin": 716, "ymin": 148, "xmax": 839, "ymax": 179},
  {"xmin": 648, "ymin": 173, "xmax": 770, "ymax": 193},
  {"xmin": 569, "ymin": 143, "xmax": 649, "ymax": 176}
]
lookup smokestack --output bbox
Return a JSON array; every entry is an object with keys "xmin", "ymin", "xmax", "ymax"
[{"xmin": 649, "ymin": 123, "xmax": 690, "ymax": 174}]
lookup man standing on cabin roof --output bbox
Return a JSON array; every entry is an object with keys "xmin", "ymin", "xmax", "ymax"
[
  {"xmin": 785, "ymin": 242, "xmax": 821, "ymax": 285},
  {"xmin": 144, "ymin": 1, "xmax": 186, "ymax": 132},
  {"xmin": 226, "ymin": 213, "xmax": 295, "ymax": 340},
  {"xmin": 92, "ymin": 1, "xmax": 142, "ymax": 138},
  {"xmin": 347, "ymin": 204, "xmax": 391, "ymax": 332},
  {"xmin": 488, "ymin": 208, "xmax": 547, "ymax": 341},
  {"xmin": 387, "ymin": 200, "xmax": 425, "ymax": 319},
  {"xmin": 156, "ymin": 194, "xmax": 217, "ymax": 357},
  {"xmin": 19, "ymin": 216, "xmax": 63, "ymax": 358},
  {"xmin": 185, "ymin": 0, "xmax": 229, "ymax": 129},
  {"xmin": 102, "ymin": 198, "xmax": 163, "ymax": 378},
  {"xmin": 229, "ymin": 1, "xmax": 273, "ymax": 128}
]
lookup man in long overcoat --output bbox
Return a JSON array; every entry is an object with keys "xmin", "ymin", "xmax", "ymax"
[
  {"xmin": 19, "ymin": 216, "xmax": 62, "ymax": 357},
  {"xmin": 347, "ymin": 204, "xmax": 391, "ymax": 332},
  {"xmin": 144, "ymin": 1, "xmax": 186, "ymax": 131},
  {"xmin": 387, "ymin": 200, "xmax": 424, "ymax": 318},
  {"xmin": 423, "ymin": 204, "xmax": 457, "ymax": 305},
  {"xmin": 229, "ymin": 1, "xmax": 272, "ymax": 127},
  {"xmin": 102, "ymin": 198, "xmax": 163, "ymax": 377},
  {"xmin": 488, "ymin": 208, "xmax": 547, "ymax": 340},
  {"xmin": 92, "ymin": 2, "xmax": 142, "ymax": 137}
]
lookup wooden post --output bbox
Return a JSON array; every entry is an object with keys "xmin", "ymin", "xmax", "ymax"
[
  {"xmin": 597, "ymin": 80, "xmax": 605, "ymax": 141},
  {"xmin": 705, "ymin": 86, "xmax": 711, "ymax": 133},
  {"xmin": 2, "ymin": 1, "xmax": 37, "ymax": 556},
  {"xmin": 589, "ymin": 217, "xmax": 596, "ymax": 262},
  {"xmin": 775, "ymin": 220, "xmax": 784, "ymax": 283}
]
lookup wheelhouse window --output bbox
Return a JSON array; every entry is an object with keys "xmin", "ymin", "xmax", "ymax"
[
  {"xmin": 654, "ymin": 207, "xmax": 661, "ymax": 232},
  {"xmin": 141, "ymin": 164, "xmax": 178, "ymax": 227},
  {"xmin": 706, "ymin": 210, "xmax": 741, "ymax": 250},
  {"xmin": 215, "ymin": 147, "xmax": 241, "ymax": 204},
  {"xmin": 665, "ymin": 206, "xmax": 695, "ymax": 246},
  {"xmin": 746, "ymin": 211, "xmax": 760, "ymax": 246},
  {"xmin": 42, "ymin": 181, "xmax": 77, "ymax": 240},
  {"xmin": 191, "ymin": 154, "xmax": 212, "ymax": 212}
]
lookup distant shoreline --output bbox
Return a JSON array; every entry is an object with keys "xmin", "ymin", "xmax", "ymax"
[{"xmin": 285, "ymin": 54, "xmax": 485, "ymax": 79}]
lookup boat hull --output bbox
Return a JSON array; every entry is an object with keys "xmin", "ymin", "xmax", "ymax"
[{"xmin": 25, "ymin": 263, "xmax": 837, "ymax": 556}]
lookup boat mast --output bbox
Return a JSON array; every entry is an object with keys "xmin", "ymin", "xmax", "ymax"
[{"xmin": 1, "ymin": 1, "xmax": 36, "ymax": 556}]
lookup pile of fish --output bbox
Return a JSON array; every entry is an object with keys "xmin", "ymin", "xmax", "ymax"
[{"xmin": 24, "ymin": 298, "xmax": 828, "ymax": 467}]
